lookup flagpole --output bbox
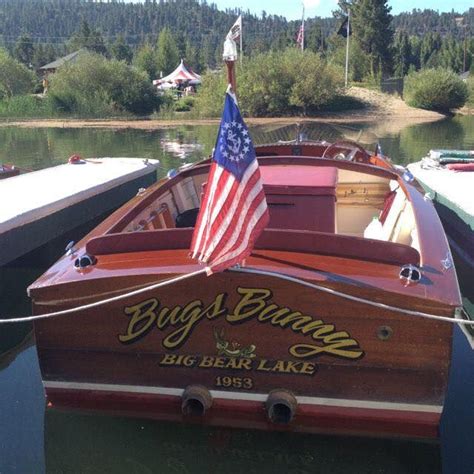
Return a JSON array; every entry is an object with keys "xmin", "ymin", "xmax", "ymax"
[
  {"xmin": 301, "ymin": 5, "xmax": 305, "ymax": 52},
  {"xmin": 225, "ymin": 60, "xmax": 237, "ymax": 94},
  {"xmin": 344, "ymin": 8, "xmax": 350, "ymax": 88},
  {"xmin": 240, "ymin": 17, "xmax": 243, "ymax": 66}
]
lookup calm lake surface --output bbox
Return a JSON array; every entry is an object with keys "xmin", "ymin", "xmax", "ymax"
[{"xmin": 0, "ymin": 116, "xmax": 473, "ymax": 474}]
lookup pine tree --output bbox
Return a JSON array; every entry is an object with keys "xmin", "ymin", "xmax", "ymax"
[
  {"xmin": 156, "ymin": 27, "xmax": 179, "ymax": 76},
  {"xmin": 14, "ymin": 34, "xmax": 35, "ymax": 67},
  {"xmin": 69, "ymin": 20, "xmax": 108, "ymax": 56},
  {"xmin": 306, "ymin": 22, "xmax": 326, "ymax": 54},
  {"xmin": 111, "ymin": 35, "xmax": 132, "ymax": 63},
  {"xmin": 88, "ymin": 31, "xmax": 108, "ymax": 56},
  {"xmin": 419, "ymin": 32, "xmax": 442, "ymax": 67},
  {"xmin": 393, "ymin": 31, "xmax": 411, "ymax": 76},
  {"xmin": 184, "ymin": 39, "xmax": 202, "ymax": 72},
  {"xmin": 69, "ymin": 20, "xmax": 92, "ymax": 52},
  {"xmin": 134, "ymin": 43, "xmax": 158, "ymax": 81},
  {"xmin": 198, "ymin": 35, "xmax": 215, "ymax": 70},
  {"xmin": 339, "ymin": 0, "xmax": 394, "ymax": 77}
]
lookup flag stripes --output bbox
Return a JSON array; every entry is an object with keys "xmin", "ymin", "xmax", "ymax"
[{"xmin": 191, "ymin": 160, "xmax": 268, "ymax": 273}]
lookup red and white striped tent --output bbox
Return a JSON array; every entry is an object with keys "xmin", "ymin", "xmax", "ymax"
[{"xmin": 153, "ymin": 60, "xmax": 201, "ymax": 86}]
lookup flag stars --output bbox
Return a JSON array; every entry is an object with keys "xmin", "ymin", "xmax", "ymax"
[{"xmin": 244, "ymin": 137, "xmax": 251, "ymax": 145}]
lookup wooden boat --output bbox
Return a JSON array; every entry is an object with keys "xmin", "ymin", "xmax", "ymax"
[
  {"xmin": 0, "ymin": 163, "xmax": 20, "ymax": 180},
  {"xmin": 28, "ymin": 139, "xmax": 462, "ymax": 440}
]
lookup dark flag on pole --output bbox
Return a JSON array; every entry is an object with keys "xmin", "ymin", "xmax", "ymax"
[{"xmin": 337, "ymin": 17, "xmax": 352, "ymax": 38}]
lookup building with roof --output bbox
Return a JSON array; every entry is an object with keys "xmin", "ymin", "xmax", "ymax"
[{"xmin": 39, "ymin": 49, "xmax": 88, "ymax": 75}]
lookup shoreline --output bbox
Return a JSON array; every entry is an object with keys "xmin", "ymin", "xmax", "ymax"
[
  {"xmin": 0, "ymin": 112, "xmax": 446, "ymax": 131},
  {"xmin": 0, "ymin": 88, "xmax": 454, "ymax": 131}
]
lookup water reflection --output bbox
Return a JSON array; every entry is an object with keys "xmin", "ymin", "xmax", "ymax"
[
  {"xmin": 45, "ymin": 412, "xmax": 441, "ymax": 474},
  {"xmin": 0, "ymin": 339, "xmax": 45, "ymax": 474},
  {"xmin": 380, "ymin": 116, "xmax": 474, "ymax": 166},
  {"xmin": 1, "ymin": 116, "xmax": 473, "ymax": 171}
]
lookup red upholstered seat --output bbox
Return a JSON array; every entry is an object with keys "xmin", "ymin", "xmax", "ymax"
[{"xmin": 260, "ymin": 165, "xmax": 338, "ymax": 233}]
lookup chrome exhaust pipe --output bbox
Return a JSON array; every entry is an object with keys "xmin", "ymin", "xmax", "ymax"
[
  {"xmin": 181, "ymin": 385, "xmax": 213, "ymax": 416},
  {"xmin": 266, "ymin": 390, "xmax": 297, "ymax": 424}
]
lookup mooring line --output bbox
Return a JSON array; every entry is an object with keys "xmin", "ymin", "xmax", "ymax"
[
  {"xmin": 0, "ymin": 269, "xmax": 207, "ymax": 324},
  {"xmin": 0, "ymin": 266, "xmax": 472, "ymax": 327},
  {"xmin": 230, "ymin": 267, "xmax": 474, "ymax": 326}
]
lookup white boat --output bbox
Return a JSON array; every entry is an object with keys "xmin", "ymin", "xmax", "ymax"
[{"xmin": 0, "ymin": 157, "xmax": 159, "ymax": 266}]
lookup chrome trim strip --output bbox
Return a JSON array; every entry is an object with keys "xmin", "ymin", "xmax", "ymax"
[{"xmin": 44, "ymin": 381, "xmax": 443, "ymax": 414}]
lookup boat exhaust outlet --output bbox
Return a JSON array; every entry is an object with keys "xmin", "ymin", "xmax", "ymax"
[
  {"xmin": 266, "ymin": 390, "xmax": 297, "ymax": 425},
  {"xmin": 181, "ymin": 385, "xmax": 213, "ymax": 416}
]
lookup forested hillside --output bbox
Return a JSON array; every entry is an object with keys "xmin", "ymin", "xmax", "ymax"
[
  {"xmin": 0, "ymin": 0, "xmax": 335, "ymax": 63},
  {"xmin": 393, "ymin": 8, "xmax": 474, "ymax": 38},
  {"xmin": 0, "ymin": 0, "xmax": 471, "ymax": 68}
]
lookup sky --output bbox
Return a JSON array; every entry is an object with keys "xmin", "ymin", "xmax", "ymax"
[{"xmin": 200, "ymin": 0, "xmax": 472, "ymax": 20}]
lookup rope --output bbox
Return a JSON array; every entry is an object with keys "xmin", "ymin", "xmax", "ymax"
[
  {"xmin": 0, "ymin": 269, "xmax": 207, "ymax": 324},
  {"xmin": 0, "ymin": 265, "xmax": 472, "ymax": 327},
  {"xmin": 230, "ymin": 267, "xmax": 474, "ymax": 326}
]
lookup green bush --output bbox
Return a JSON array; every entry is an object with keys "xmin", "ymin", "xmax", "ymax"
[
  {"xmin": 194, "ymin": 70, "xmax": 228, "ymax": 117},
  {"xmin": 466, "ymin": 76, "xmax": 474, "ymax": 107},
  {"xmin": 196, "ymin": 49, "xmax": 344, "ymax": 117},
  {"xmin": 0, "ymin": 48, "xmax": 35, "ymax": 99},
  {"xmin": 49, "ymin": 52, "xmax": 160, "ymax": 116},
  {"xmin": 404, "ymin": 68, "xmax": 468, "ymax": 112},
  {"xmin": 174, "ymin": 95, "xmax": 196, "ymax": 112},
  {"xmin": 0, "ymin": 95, "xmax": 54, "ymax": 118}
]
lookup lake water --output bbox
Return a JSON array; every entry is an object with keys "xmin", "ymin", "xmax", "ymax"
[{"xmin": 0, "ymin": 116, "xmax": 473, "ymax": 474}]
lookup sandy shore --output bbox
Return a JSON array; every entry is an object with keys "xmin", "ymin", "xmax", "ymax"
[{"xmin": 0, "ymin": 87, "xmax": 446, "ymax": 131}]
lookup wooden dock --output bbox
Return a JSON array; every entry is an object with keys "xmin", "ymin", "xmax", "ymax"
[
  {"xmin": 408, "ymin": 160, "xmax": 474, "ymax": 267},
  {"xmin": 0, "ymin": 158, "xmax": 159, "ymax": 266}
]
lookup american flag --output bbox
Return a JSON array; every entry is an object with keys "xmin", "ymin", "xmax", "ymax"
[
  {"xmin": 296, "ymin": 22, "xmax": 304, "ymax": 48},
  {"xmin": 190, "ymin": 90, "xmax": 269, "ymax": 274}
]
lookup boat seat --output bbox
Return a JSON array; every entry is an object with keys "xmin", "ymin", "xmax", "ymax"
[
  {"xmin": 126, "ymin": 203, "xmax": 175, "ymax": 232},
  {"xmin": 381, "ymin": 187, "xmax": 406, "ymax": 241},
  {"xmin": 175, "ymin": 208, "xmax": 199, "ymax": 228},
  {"xmin": 86, "ymin": 227, "xmax": 420, "ymax": 266},
  {"xmin": 363, "ymin": 184, "xmax": 408, "ymax": 242}
]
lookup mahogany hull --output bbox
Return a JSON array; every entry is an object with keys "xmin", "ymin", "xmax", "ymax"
[
  {"xmin": 33, "ymin": 269, "xmax": 453, "ymax": 439},
  {"xmin": 29, "ymin": 147, "xmax": 461, "ymax": 439}
]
